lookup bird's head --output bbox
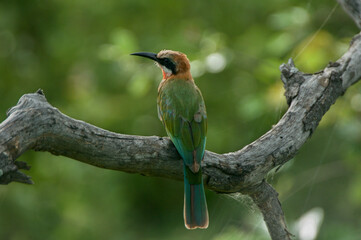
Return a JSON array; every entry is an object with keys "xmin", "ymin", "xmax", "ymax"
[{"xmin": 131, "ymin": 50, "xmax": 191, "ymax": 79}]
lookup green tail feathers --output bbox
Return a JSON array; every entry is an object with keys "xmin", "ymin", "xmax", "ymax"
[{"xmin": 183, "ymin": 166, "xmax": 209, "ymax": 229}]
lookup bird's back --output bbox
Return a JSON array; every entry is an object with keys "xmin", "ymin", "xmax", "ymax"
[{"xmin": 157, "ymin": 78, "xmax": 207, "ymax": 171}]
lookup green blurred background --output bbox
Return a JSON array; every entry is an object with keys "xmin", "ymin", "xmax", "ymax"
[{"xmin": 0, "ymin": 0, "xmax": 360, "ymax": 239}]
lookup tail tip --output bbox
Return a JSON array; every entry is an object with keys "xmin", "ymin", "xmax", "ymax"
[{"xmin": 185, "ymin": 221, "xmax": 209, "ymax": 230}]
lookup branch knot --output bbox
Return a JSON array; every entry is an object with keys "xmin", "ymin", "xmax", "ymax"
[{"xmin": 280, "ymin": 58, "xmax": 306, "ymax": 105}]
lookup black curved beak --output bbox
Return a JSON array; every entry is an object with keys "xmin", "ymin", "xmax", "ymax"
[{"xmin": 130, "ymin": 52, "xmax": 159, "ymax": 62}]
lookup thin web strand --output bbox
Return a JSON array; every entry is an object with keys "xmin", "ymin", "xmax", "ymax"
[{"xmin": 294, "ymin": 3, "xmax": 339, "ymax": 60}]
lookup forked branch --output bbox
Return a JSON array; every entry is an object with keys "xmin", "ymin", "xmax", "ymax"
[{"xmin": 1, "ymin": 1, "xmax": 360, "ymax": 239}]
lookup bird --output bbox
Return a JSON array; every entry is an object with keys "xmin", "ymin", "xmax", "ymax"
[{"xmin": 131, "ymin": 50, "xmax": 209, "ymax": 229}]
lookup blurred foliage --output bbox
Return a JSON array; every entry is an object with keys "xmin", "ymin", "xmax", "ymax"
[{"xmin": 0, "ymin": 0, "xmax": 360, "ymax": 239}]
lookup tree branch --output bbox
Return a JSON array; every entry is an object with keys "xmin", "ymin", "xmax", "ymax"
[
  {"xmin": 247, "ymin": 181, "xmax": 293, "ymax": 240},
  {"xmin": 0, "ymin": 34, "xmax": 360, "ymax": 236},
  {"xmin": 1, "ymin": 1, "xmax": 361, "ymax": 239}
]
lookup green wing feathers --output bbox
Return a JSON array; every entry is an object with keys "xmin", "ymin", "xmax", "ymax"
[{"xmin": 157, "ymin": 79, "xmax": 207, "ymax": 174}]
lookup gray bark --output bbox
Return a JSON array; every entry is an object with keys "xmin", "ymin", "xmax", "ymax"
[
  {"xmin": 1, "ymin": 1, "xmax": 360, "ymax": 239},
  {"xmin": 247, "ymin": 181, "xmax": 293, "ymax": 240}
]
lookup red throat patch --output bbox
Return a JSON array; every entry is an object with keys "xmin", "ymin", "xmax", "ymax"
[{"xmin": 162, "ymin": 69, "xmax": 167, "ymax": 79}]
